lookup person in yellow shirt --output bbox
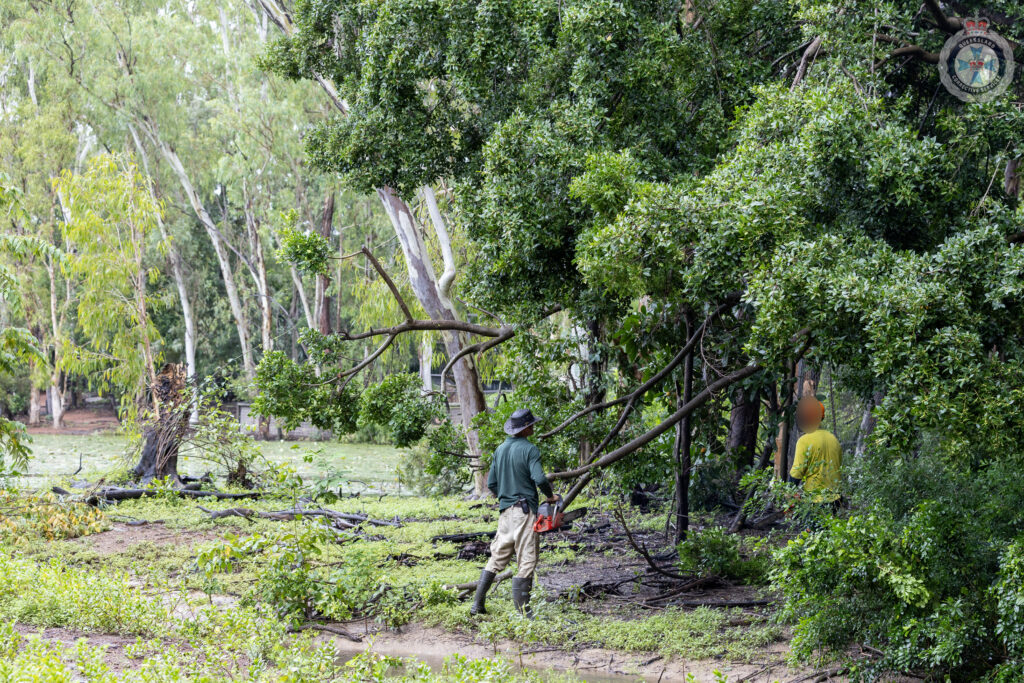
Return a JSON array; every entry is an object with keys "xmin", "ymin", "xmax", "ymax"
[{"xmin": 789, "ymin": 396, "xmax": 842, "ymax": 507}]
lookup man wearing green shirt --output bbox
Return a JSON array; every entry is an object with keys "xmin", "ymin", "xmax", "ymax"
[{"xmin": 470, "ymin": 408, "xmax": 558, "ymax": 617}]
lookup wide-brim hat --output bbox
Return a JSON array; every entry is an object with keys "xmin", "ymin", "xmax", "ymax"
[{"xmin": 504, "ymin": 408, "xmax": 541, "ymax": 435}]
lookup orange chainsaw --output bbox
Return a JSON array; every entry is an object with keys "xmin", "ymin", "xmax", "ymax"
[{"xmin": 533, "ymin": 498, "xmax": 587, "ymax": 534}]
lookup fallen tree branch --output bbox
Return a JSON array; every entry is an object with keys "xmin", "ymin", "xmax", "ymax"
[
  {"xmin": 197, "ymin": 506, "xmax": 402, "ymax": 528},
  {"xmin": 58, "ymin": 486, "xmax": 262, "ymax": 506},
  {"xmin": 550, "ymin": 364, "xmax": 762, "ymax": 481},
  {"xmin": 542, "ymin": 296, "xmax": 740, "ymax": 440},
  {"xmin": 613, "ymin": 504, "xmax": 688, "ymax": 580},
  {"xmin": 449, "ymin": 569, "xmax": 513, "ymax": 597}
]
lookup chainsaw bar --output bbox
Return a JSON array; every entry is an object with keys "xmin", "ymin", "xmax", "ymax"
[{"xmin": 560, "ymin": 507, "xmax": 587, "ymax": 524}]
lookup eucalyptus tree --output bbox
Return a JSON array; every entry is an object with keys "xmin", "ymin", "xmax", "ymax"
[
  {"xmin": 54, "ymin": 155, "xmax": 165, "ymax": 417},
  {"xmin": 0, "ymin": 185, "xmax": 48, "ymax": 472},
  {"xmin": 0, "ymin": 4, "xmax": 85, "ymax": 428}
]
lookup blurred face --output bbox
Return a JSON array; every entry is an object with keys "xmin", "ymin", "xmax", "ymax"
[
  {"xmin": 796, "ymin": 397, "xmax": 823, "ymax": 432},
  {"xmin": 518, "ymin": 425, "xmax": 535, "ymax": 437}
]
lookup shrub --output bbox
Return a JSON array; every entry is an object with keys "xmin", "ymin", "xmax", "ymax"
[
  {"xmin": 397, "ymin": 421, "xmax": 472, "ymax": 496},
  {"xmin": 773, "ymin": 501, "xmax": 1001, "ymax": 679},
  {"xmin": 677, "ymin": 526, "xmax": 770, "ymax": 584},
  {"xmin": 358, "ymin": 373, "xmax": 437, "ymax": 447}
]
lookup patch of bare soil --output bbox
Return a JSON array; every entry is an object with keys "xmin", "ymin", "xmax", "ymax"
[
  {"xmin": 70, "ymin": 522, "xmax": 221, "ymax": 556},
  {"xmin": 25, "ymin": 407, "xmax": 120, "ymax": 435},
  {"xmin": 326, "ymin": 622, "xmax": 830, "ymax": 682},
  {"xmin": 13, "ymin": 624, "xmax": 137, "ymax": 674}
]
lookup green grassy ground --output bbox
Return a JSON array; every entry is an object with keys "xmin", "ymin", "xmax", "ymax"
[{"xmin": 23, "ymin": 433, "xmax": 405, "ymax": 489}]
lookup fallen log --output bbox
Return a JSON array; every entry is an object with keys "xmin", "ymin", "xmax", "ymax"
[
  {"xmin": 82, "ymin": 487, "xmax": 261, "ymax": 506},
  {"xmin": 196, "ymin": 506, "xmax": 402, "ymax": 531},
  {"xmin": 53, "ymin": 485, "xmax": 261, "ymax": 506},
  {"xmin": 449, "ymin": 569, "xmax": 513, "ymax": 598},
  {"xmin": 748, "ymin": 510, "xmax": 786, "ymax": 530}
]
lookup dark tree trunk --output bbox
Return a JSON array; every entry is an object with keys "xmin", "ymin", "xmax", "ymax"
[
  {"xmin": 317, "ymin": 193, "xmax": 335, "ymax": 335},
  {"xmin": 132, "ymin": 365, "xmax": 188, "ymax": 484},
  {"xmin": 726, "ymin": 387, "xmax": 760, "ymax": 468},
  {"xmin": 133, "ymin": 425, "xmax": 184, "ymax": 484},
  {"xmin": 673, "ymin": 314, "xmax": 694, "ymax": 544}
]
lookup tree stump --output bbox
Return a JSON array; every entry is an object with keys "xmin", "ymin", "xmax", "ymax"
[{"xmin": 133, "ymin": 363, "xmax": 188, "ymax": 484}]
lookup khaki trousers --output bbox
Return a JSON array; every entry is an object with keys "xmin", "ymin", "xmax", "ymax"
[{"xmin": 484, "ymin": 505, "xmax": 539, "ymax": 578}]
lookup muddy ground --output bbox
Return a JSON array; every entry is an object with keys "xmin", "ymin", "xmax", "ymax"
[{"xmin": 49, "ymin": 508, "xmax": 846, "ymax": 682}]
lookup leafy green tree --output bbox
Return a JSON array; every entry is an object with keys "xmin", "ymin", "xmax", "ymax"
[
  {"xmin": 54, "ymin": 155, "xmax": 165, "ymax": 417},
  {"xmin": 0, "ymin": 185, "xmax": 48, "ymax": 472}
]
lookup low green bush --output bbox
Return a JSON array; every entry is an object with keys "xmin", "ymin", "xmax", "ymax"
[
  {"xmin": 677, "ymin": 526, "xmax": 771, "ymax": 584},
  {"xmin": 773, "ymin": 452, "xmax": 1024, "ymax": 680}
]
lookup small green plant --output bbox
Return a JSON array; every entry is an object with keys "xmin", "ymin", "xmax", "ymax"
[{"xmin": 677, "ymin": 526, "xmax": 770, "ymax": 584}]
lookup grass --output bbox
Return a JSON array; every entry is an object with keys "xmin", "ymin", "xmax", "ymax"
[
  {"xmin": 7, "ymin": 435, "xmax": 789, "ymax": 680},
  {"xmin": 23, "ymin": 433, "xmax": 405, "ymax": 489}
]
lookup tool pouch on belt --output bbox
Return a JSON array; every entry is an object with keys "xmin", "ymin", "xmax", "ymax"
[{"xmin": 516, "ymin": 499, "xmax": 530, "ymax": 515}]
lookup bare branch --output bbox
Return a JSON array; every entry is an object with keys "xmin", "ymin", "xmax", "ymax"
[
  {"xmin": 790, "ymin": 36, "xmax": 823, "ymax": 90},
  {"xmin": 338, "ymin": 334, "xmax": 397, "ymax": 389},
  {"xmin": 541, "ymin": 296, "xmax": 739, "ymax": 439},
  {"xmin": 548, "ymin": 363, "xmax": 762, "ymax": 481},
  {"xmin": 922, "ymin": 0, "xmax": 962, "ymax": 33},
  {"xmin": 360, "ymin": 247, "xmax": 414, "ymax": 322},
  {"xmin": 339, "ymin": 318, "xmax": 504, "ymax": 342},
  {"xmin": 438, "ymin": 326, "xmax": 515, "ymax": 391},
  {"xmin": 613, "ymin": 504, "xmax": 689, "ymax": 580}
]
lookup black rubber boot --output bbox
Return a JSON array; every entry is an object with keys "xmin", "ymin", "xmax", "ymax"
[
  {"xmin": 470, "ymin": 569, "xmax": 496, "ymax": 616},
  {"xmin": 511, "ymin": 577, "xmax": 533, "ymax": 618}
]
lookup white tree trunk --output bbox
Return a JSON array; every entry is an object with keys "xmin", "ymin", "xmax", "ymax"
[
  {"xmin": 291, "ymin": 266, "xmax": 314, "ymax": 329},
  {"xmin": 147, "ymin": 127, "xmax": 255, "ymax": 379},
  {"xmin": 28, "ymin": 383, "xmax": 41, "ymax": 427},
  {"xmin": 242, "ymin": 188, "xmax": 273, "ymax": 355},
  {"xmin": 419, "ymin": 336, "xmax": 433, "ymax": 393},
  {"xmin": 128, "ymin": 124, "xmax": 198, "ymax": 416},
  {"xmin": 46, "ymin": 258, "xmax": 64, "ymax": 430},
  {"xmin": 377, "ymin": 186, "xmax": 488, "ymax": 495}
]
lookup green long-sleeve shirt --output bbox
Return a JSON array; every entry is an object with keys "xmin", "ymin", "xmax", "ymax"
[{"xmin": 487, "ymin": 436, "xmax": 554, "ymax": 513}]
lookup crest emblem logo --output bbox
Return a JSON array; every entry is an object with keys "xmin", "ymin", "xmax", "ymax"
[{"xmin": 938, "ymin": 17, "xmax": 1015, "ymax": 103}]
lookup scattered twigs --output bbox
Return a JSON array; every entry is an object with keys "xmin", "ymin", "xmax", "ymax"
[{"xmin": 612, "ymin": 505, "xmax": 687, "ymax": 580}]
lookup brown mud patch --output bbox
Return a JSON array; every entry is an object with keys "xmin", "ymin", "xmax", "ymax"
[{"xmin": 70, "ymin": 522, "xmax": 221, "ymax": 556}]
